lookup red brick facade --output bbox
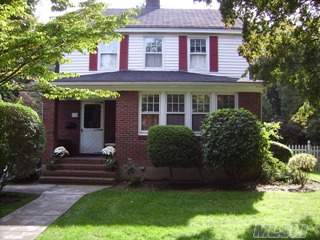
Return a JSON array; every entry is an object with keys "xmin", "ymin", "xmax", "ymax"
[
  {"xmin": 42, "ymin": 91, "xmax": 261, "ymax": 169},
  {"xmin": 115, "ymin": 91, "xmax": 150, "ymax": 166},
  {"xmin": 238, "ymin": 92, "xmax": 262, "ymax": 118}
]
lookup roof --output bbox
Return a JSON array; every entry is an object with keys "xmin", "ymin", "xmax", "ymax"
[
  {"xmin": 57, "ymin": 71, "xmax": 248, "ymax": 83},
  {"xmin": 106, "ymin": 8, "xmax": 242, "ymax": 30}
]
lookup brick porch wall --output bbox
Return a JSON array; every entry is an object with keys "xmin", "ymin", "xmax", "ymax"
[{"xmin": 115, "ymin": 91, "xmax": 150, "ymax": 167}]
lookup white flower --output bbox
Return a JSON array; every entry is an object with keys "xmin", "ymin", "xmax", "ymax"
[
  {"xmin": 101, "ymin": 146, "xmax": 116, "ymax": 157},
  {"xmin": 53, "ymin": 146, "xmax": 69, "ymax": 158}
]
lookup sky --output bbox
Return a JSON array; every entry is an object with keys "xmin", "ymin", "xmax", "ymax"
[{"xmin": 36, "ymin": 0, "xmax": 219, "ymax": 22}]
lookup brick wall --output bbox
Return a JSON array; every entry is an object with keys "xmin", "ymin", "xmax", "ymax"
[
  {"xmin": 238, "ymin": 92, "xmax": 262, "ymax": 119},
  {"xmin": 115, "ymin": 91, "xmax": 150, "ymax": 166},
  {"xmin": 42, "ymin": 99, "xmax": 57, "ymax": 163}
]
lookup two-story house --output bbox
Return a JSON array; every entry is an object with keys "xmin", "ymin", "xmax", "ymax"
[{"xmin": 41, "ymin": 0, "xmax": 263, "ymax": 184}]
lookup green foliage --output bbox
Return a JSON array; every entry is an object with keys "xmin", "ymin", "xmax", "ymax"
[
  {"xmin": 262, "ymin": 122, "xmax": 281, "ymax": 141},
  {"xmin": 288, "ymin": 153, "xmax": 317, "ymax": 187},
  {"xmin": 270, "ymin": 141, "xmax": 293, "ymax": 163},
  {"xmin": 261, "ymin": 157, "xmax": 290, "ymax": 183},
  {"xmin": 197, "ymin": 0, "xmax": 320, "ymax": 106},
  {"xmin": 0, "ymin": 101, "xmax": 45, "ymax": 183},
  {"xmin": 291, "ymin": 102, "xmax": 316, "ymax": 127},
  {"xmin": 148, "ymin": 125, "xmax": 201, "ymax": 169},
  {"xmin": 201, "ymin": 108, "xmax": 268, "ymax": 181},
  {"xmin": 280, "ymin": 121, "xmax": 306, "ymax": 145},
  {"xmin": 0, "ymin": 0, "xmax": 134, "ymax": 100},
  {"xmin": 306, "ymin": 119, "xmax": 320, "ymax": 145}
]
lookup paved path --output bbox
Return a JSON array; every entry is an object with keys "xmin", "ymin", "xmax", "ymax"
[{"xmin": 0, "ymin": 184, "xmax": 108, "ymax": 240}]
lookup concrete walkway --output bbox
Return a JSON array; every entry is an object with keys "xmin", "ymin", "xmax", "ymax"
[{"xmin": 0, "ymin": 184, "xmax": 108, "ymax": 240}]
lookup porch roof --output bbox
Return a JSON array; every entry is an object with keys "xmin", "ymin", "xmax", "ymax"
[{"xmin": 56, "ymin": 71, "xmax": 260, "ymax": 84}]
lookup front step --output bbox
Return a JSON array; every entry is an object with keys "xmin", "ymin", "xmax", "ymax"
[
  {"xmin": 40, "ymin": 156, "xmax": 116, "ymax": 185},
  {"xmin": 42, "ymin": 170, "xmax": 116, "ymax": 178},
  {"xmin": 39, "ymin": 176, "xmax": 115, "ymax": 185}
]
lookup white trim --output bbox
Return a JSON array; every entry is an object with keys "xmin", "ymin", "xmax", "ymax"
[
  {"xmin": 118, "ymin": 28, "xmax": 242, "ymax": 35},
  {"xmin": 138, "ymin": 91, "xmax": 241, "ymax": 136},
  {"xmin": 188, "ymin": 36, "xmax": 209, "ymax": 73},
  {"xmin": 144, "ymin": 36, "xmax": 164, "ymax": 70}
]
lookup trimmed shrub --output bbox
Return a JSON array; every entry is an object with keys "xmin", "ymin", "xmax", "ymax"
[
  {"xmin": 261, "ymin": 157, "xmax": 290, "ymax": 183},
  {"xmin": 306, "ymin": 119, "xmax": 320, "ymax": 145},
  {"xmin": 288, "ymin": 153, "xmax": 317, "ymax": 187},
  {"xmin": 201, "ymin": 108, "xmax": 268, "ymax": 181},
  {"xmin": 270, "ymin": 141, "xmax": 293, "ymax": 163},
  {"xmin": 0, "ymin": 101, "xmax": 45, "ymax": 181},
  {"xmin": 148, "ymin": 125, "xmax": 201, "ymax": 176}
]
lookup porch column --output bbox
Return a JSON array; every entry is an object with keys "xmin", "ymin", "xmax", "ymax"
[{"xmin": 42, "ymin": 99, "xmax": 58, "ymax": 163}]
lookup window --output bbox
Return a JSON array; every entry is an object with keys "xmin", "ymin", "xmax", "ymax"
[
  {"xmin": 217, "ymin": 95, "xmax": 235, "ymax": 109},
  {"xmin": 167, "ymin": 94, "xmax": 185, "ymax": 125},
  {"xmin": 99, "ymin": 41, "xmax": 118, "ymax": 70},
  {"xmin": 145, "ymin": 38, "xmax": 162, "ymax": 68},
  {"xmin": 84, "ymin": 104, "xmax": 101, "ymax": 129},
  {"xmin": 190, "ymin": 39, "xmax": 207, "ymax": 70},
  {"xmin": 140, "ymin": 94, "xmax": 160, "ymax": 131},
  {"xmin": 192, "ymin": 94, "xmax": 210, "ymax": 131}
]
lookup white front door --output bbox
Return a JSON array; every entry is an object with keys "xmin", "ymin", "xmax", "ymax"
[{"xmin": 80, "ymin": 102, "xmax": 105, "ymax": 154}]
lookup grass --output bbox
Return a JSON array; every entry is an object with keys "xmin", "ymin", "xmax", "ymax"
[
  {"xmin": 38, "ymin": 189, "xmax": 320, "ymax": 240},
  {"xmin": 309, "ymin": 172, "xmax": 320, "ymax": 182},
  {"xmin": 0, "ymin": 192, "xmax": 38, "ymax": 218}
]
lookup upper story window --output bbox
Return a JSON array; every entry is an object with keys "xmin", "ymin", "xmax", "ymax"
[
  {"xmin": 192, "ymin": 94, "xmax": 210, "ymax": 131},
  {"xmin": 190, "ymin": 38, "xmax": 207, "ymax": 71},
  {"xmin": 145, "ymin": 38, "xmax": 162, "ymax": 68},
  {"xmin": 166, "ymin": 94, "xmax": 185, "ymax": 125},
  {"xmin": 217, "ymin": 95, "xmax": 235, "ymax": 109},
  {"xmin": 99, "ymin": 41, "xmax": 118, "ymax": 71},
  {"xmin": 140, "ymin": 94, "xmax": 160, "ymax": 131}
]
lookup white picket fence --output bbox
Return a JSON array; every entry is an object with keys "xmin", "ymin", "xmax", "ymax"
[{"xmin": 288, "ymin": 141, "xmax": 320, "ymax": 171}]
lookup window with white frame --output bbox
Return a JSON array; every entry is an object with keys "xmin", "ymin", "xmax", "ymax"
[
  {"xmin": 166, "ymin": 94, "xmax": 185, "ymax": 125},
  {"xmin": 192, "ymin": 94, "xmax": 210, "ymax": 131},
  {"xmin": 145, "ymin": 38, "xmax": 162, "ymax": 68},
  {"xmin": 217, "ymin": 95, "xmax": 235, "ymax": 109},
  {"xmin": 99, "ymin": 41, "xmax": 118, "ymax": 70},
  {"xmin": 140, "ymin": 94, "xmax": 160, "ymax": 131},
  {"xmin": 190, "ymin": 39, "xmax": 207, "ymax": 70}
]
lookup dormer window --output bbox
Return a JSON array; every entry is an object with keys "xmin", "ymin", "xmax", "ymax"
[
  {"xmin": 145, "ymin": 38, "xmax": 162, "ymax": 68},
  {"xmin": 189, "ymin": 38, "xmax": 208, "ymax": 71},
  {"xmin": 99, "ymin": 41, "xmax": 118, "ymax": 71}
]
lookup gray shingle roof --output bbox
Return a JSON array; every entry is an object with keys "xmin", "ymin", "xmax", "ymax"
[
  {"xmin": 57, "ymin": 71, "xmax": 241, "ymax": 83},
  {"xmin": 106, "ymin": 8, "xmax": 242, "ymax": 29}
]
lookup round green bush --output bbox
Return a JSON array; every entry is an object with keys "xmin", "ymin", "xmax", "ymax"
[
  {"xmin": 201, "ymin": 108, "xmax": 268, "ymax": 181},
  {"xmin": 270, "ymin": 141, "xmax": 293, "ymax": 163},
  {"xmin": 288, "ymin": 153, "xmax": 317, "ymax": 187},
  {"xmin": 0, "ymin": 101, "xmax": 45, "ymax": 179},
  {"xmin": 148, "ymin": 125, "xmax": 201, "ymax": 168}
]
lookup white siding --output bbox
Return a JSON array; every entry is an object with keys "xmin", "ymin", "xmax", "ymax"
[
  {"xmin": 217, "ymin": 34, "xmax": 249, "ymax": 78},
  {"xmin": 128, "ymin": 35, "xmax": 145, "ymax": 70},
  {"xmin": 163, "ymin": 36, "xmax": 179, "ymax": 71},
  {"xmin": 60, "ymin": 51, "xmax": 91, "ymax": 75}
]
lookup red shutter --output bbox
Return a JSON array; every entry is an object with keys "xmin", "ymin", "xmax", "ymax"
[
  {"xmin": 89, "ymin": 48, "xmax": 98, "ymax": 71},
  {"xmin": 179, "ymin": 36, "xmax": 188, "ymax": 71},
  {"xmin": 120, "ymin": 35, "xmax": 129, "ymax": 71},
  {"xmin": 210, "ymin": 36, "xmax": 218, "ymax": 72}
]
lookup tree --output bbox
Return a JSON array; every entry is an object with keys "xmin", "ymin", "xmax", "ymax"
[
  {"xmin": 0, "ymin": 0, "xmax": 134, "ymax": 100},
  {"xmin": 196, "ymin": 0, "xmax": 320, "ymax": 107}
]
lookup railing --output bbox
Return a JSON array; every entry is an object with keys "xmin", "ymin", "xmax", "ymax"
[{"xmin": 288, "ymin": 141, "xmax": 320, "ymax": 171}]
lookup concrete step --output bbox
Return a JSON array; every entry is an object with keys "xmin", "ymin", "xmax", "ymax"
[
  {"xmin": 39, "ymin": 176, "xmax": 115, "ymax": 185},
  {"xmin": 56, "ymin": 157, "xmax": 105, "ymax": 165},
  {"xmin": 42, "ymin": 170, "xmax": 116, "ymax": 178},
  {"xmin": 51, "ymin": 163, "xmax": 107, "ymax": 171}
]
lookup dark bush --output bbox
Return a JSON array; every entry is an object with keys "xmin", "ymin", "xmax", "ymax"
[
  {"xmin": 148, "ymin": 125, "xmax": 201, "ymax": 175},
  {"xmin": 306, "ymin": 119, "xmax": 320, "ymax": 145},
  {"xmin": 270, "ymin": 141, "xmax": 293, "ymax": 163},
  {"xmin": 201, "ymin": 108, "xmax": 268, "ymax": 181},
  {"xmin": 280, "ymin": 121, "xmax": 306, "ymax": 145},
  {"xmin": 0, "ymin": 101, "xmax": 45, "ymax": 181}
]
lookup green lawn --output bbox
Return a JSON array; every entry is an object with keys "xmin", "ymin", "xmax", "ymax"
[
  {"xmin": 0, "ymin": 192, "xmax": 38, "ymax": 218},
  {"xmin": 309, "ymin": 172, "xmax": 320, "ymax": 182},
  {"xmin": 38, "ymin": 190, "xmax": 320, "ymax": 240}
]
